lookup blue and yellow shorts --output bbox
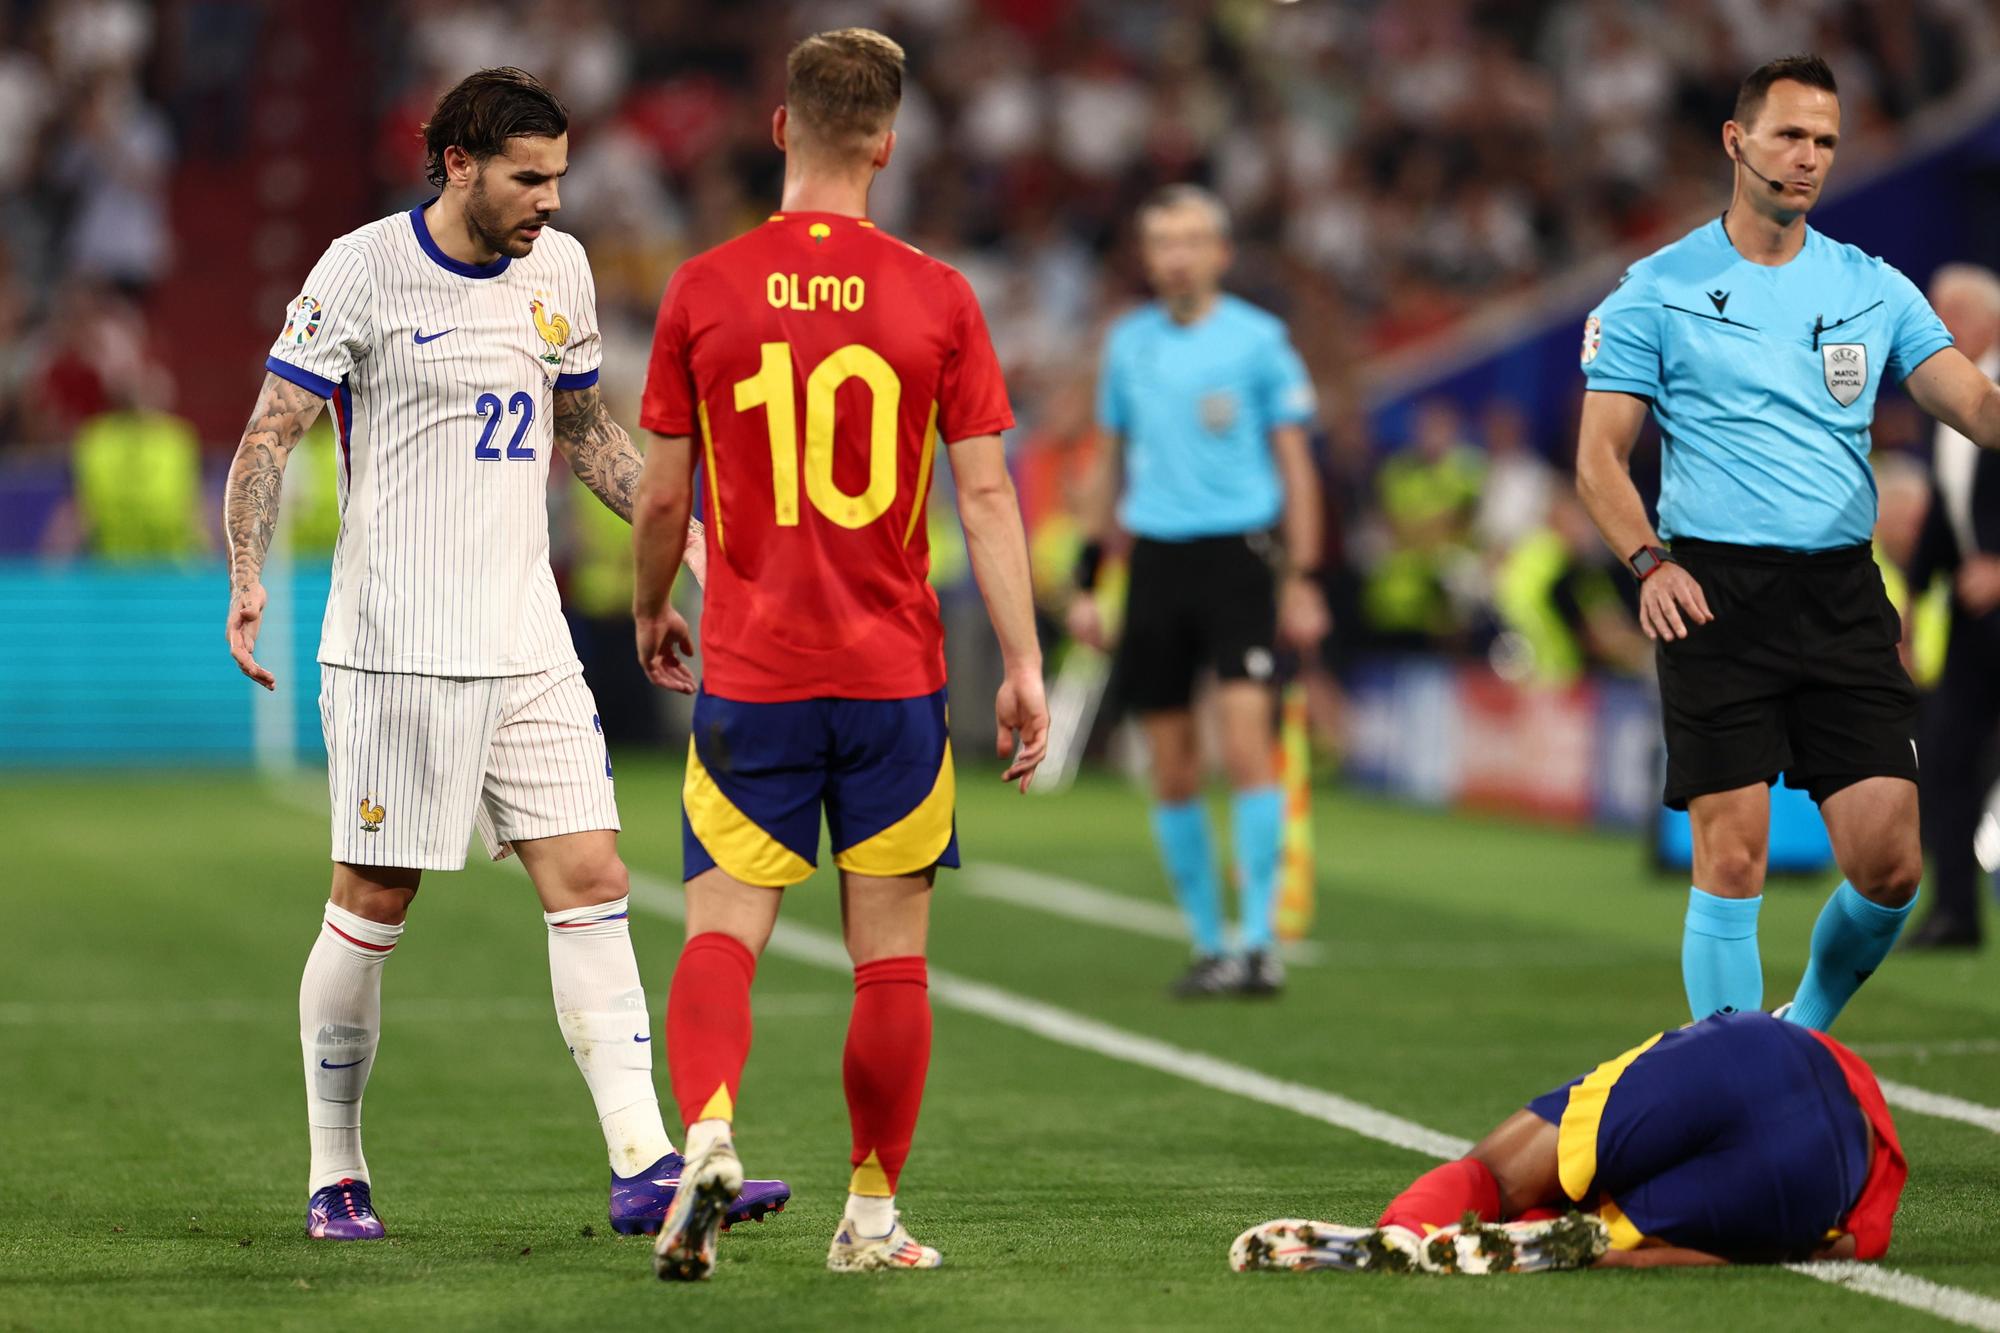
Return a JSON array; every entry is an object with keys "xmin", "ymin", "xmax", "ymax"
[
  {"xmin": 1526, "ymin": 1011, "xmax": 1869, "ymax": 1261},
  {"xmin": 681, "ymin": 688, "xmax": 958, "ymax": 888}
]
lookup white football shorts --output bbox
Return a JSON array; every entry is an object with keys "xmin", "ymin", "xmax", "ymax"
[{"xmin": 319, "ymin": 661, "xmax": 621, "ymax": 870}]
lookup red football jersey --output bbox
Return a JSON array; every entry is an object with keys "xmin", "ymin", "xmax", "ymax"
[{"xmin": 640, "ymin": 212, "xmax": 1013, "ymax": 702}]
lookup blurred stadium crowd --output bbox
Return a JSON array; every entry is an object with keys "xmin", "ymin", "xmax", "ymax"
[{"xmin": 3, "ymin": 0, "xmax": 1996, "ymax": 696}]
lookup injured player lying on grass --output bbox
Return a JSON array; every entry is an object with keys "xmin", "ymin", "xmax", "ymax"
[{"xmin": 1233, "ymin": 1011, "xmax": 1904, "ymax": 1274}]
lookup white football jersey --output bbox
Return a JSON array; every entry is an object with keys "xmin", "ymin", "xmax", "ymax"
[{"xmin": 266, "ymin": 206, "xmax": 602, "ymax": 676}]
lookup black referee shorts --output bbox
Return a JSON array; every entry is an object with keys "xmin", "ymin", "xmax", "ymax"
[
  {"xmin": 1657, "ymin": 539, "xmax": 1918, "ymax": 811},
  {"xmin": 1113, "ymin": 533, "xmax": 1279, "ymax": 715}
]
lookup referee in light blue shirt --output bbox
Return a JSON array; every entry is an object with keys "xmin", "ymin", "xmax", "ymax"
[
  {"xmin": 1069, "ymin": 184, "xmax": 1326, "ymax": 999},
  {"xmin": 1576, "ymin": 55, "xmax": 2000, "ymax": 1033}
]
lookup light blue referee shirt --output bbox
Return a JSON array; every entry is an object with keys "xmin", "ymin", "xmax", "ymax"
[
  {"xmin": 1098, "ymin": 294, "xmax": 1316, "ymax": 540},
  {"xmin": 1582, "ymin": 216, "xmax": 1953, "ymax": 552}
]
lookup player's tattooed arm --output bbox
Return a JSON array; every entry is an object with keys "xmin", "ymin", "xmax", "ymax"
[
  {"xmin": 553, "ymin": 384, "xmax": 643, "ymax": 523},
  {"xmin": 223, "ymin": 372, "xmax": 324, "ymax": 689},
  {"xmin": 553, "ymin": 383, "xmax": 706, "ymax": 585}
]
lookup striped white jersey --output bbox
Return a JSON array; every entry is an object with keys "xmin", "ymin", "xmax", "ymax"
[{"xmin": 265, "ymin": 205, "xmax": 602, "ymax": 676}]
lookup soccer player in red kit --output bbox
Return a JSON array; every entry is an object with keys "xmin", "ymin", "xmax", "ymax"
[{"xmin": 630, "ymin": 28, "xmax": 1049, "ymax": 1280}]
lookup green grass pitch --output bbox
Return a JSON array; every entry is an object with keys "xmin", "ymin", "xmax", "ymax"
[{"xmin": 3, "ymin": 756, "xmax": 1997, "ymax": 1331}]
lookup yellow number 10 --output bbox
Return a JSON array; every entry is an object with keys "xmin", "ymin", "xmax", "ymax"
[{"xmin": 733, "ymin": 342, "xmax": 901, "ymax": 529}]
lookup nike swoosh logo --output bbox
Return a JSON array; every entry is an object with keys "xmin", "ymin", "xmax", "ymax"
[
  {"xmin": 320, "ymin": 1057, "xmax": 366, "ymax": 1069},
  {"xmin": 633, "ymin": 1034, "xmax": 651, "ymax": 1043},
  {"xmin": 412, "ymin": 328, "xmax": 456, "ymax": 344}
]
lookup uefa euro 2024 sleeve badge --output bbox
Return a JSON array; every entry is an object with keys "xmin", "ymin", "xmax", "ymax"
[
  {"xmin": 283, "ymin": 294, "xmax": 323, "ymax": 346},
  {"xmin": 529, "ymin": 293, "xmax": 570, "ymax": 367},
  {"xmin": 1823, "ymin": 343, "xmax": 1866, "ymax": 407},
  {"xmin": 1580, "ymin": 315, "xmax": 1601, "ymax": 366}
]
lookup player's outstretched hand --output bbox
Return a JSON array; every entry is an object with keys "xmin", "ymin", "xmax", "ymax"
[
  {"xmin": 996, "ymin": 668, "xmax": 1050, "ymax": 793},
  {"xmin": 226, "ymin": 581, "xmax": 276, "ymax": 690},
  {"xmin": 1065, "ymin": 594, "xmax": 1108, "ymax": 652},
  {"xmin": 1638, "ymin": 563, "xmax": 1712, "ymax": 642},
  {"xmin": 637, "ymin": 609, "xmax": 697, "ymax": 694}
]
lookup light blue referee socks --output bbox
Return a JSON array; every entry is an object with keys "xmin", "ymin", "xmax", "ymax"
[
  {"xmin": 1151, "ymin": 799, "xmax": 1227, "ymax": 957},
  {"xmin": 1231, "ymin": 786, "xmax": 1284, "ymax": 953},
  {"xmin": 1683, "ymin": 887, "xmax": 1763, "ymax": 1019},
  {"xmin": 1783, "ymin": 880, "xmax": 1916, "ymax": 1032}
]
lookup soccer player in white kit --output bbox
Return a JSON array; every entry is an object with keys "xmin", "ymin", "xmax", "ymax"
[{"xmin": 220, "ymin": 68, "xmax": 787, "ymax": 1241}]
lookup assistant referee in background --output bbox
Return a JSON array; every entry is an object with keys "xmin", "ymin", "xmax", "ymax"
[
  {"xmin": 1069, "ymin": 185, "xmax": 1327, "ymax": 999},
  {"xmin": 1576, "ymin": 55, "xmax": 2000, "ymax": 1030}
]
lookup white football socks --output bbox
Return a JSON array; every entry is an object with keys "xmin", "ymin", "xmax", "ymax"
[
  {"xmin": 545, "ymin": 896, "xmax": 675, "ymax": 1177},
  {"xmin": 846, "ymin": 1192, "xmax": 896, "ymax": 1238},
  {"xmin": 300, "ymin": 901, "xmax": 401, "ymax": 1192}
]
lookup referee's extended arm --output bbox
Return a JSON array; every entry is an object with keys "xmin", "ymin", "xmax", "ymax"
[
  {"xmin": 1575, "ymin": 389, "xmax": 1713, "ymax": 642},
  {"xmin": 1906, "ymin": 345, "xmax": 2000, "ymax": 452}
]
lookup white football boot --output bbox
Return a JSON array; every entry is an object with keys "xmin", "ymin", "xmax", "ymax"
[
  {"xmin": 1416, "ymin": 1213, "xmax": 1610, "ymax": 1274},
  {"xmin": 651, "ymin": 1138, "xmax": 744, "ymax": 1281},
  {"xmin": 1229, "ymin": 1219, "xmax": 1424, "ymax": 1273},
  {"xmin": 826, "ymin": 1211, "xmax": 943, "ymax": 1272}
]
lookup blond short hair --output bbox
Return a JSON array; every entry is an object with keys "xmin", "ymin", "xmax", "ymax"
[{"xmin": 786, "ymin": 28, "xmax": 904, "ymax": 154}]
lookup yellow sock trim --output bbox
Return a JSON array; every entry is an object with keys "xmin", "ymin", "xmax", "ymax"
[
  {"xmin": 696, "ymin": 1083, "xmax": 735, "ymax": 1123},
  {"xmin": 848, "ymin": 1149, "xmax": 891, "ymax": 1197}
]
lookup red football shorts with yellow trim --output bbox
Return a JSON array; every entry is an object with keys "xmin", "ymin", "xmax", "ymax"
[{"xmin": 681, "ymin": 687, "xmax": 958, "ymax": 887}]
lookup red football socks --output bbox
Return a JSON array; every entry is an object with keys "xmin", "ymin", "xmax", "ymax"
[
  {"xmin": 1377, "ymin": 1158, "xmax": 1502, "ymax": 1232},
  {"xmin": 666, "ymin": 931, "xmax": 757, "ymax": 1131},
  {"xmin": 843, "ymin": 955, "xmax": 931, "ymax": 1196}
]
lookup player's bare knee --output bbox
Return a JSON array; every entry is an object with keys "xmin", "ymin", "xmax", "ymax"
[
  {"xmin": 1467, "ymin": 1110, "xmax": 1563, "ymax": 1217},
  {"xmin": 1219, "ymin": 739, "xmax": 1273, "ymax": 791},
  {"xmin": 1853, "ymin": 855, "xmax": 1921, "ymax": 908},
  {"xmin": 330, "ymin": 865, "xmax": 419, "ymax": 925},
  {"xmin": 570, "ymin": 854, "xmax": 630, "ymax": 907},
  {"xmin": 1702, "ymin": 846, "xmax": 1767, "ymax": 897}
]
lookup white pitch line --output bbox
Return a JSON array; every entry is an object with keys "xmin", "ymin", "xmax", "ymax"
[
  {"xmin": 1787, "ymin": 1262, "xmax": 2000, "ymax": 1331},
  {"xmin": 1878, "ymin": 1079, "xmax": 2000, "ymax": 1137},
  {"xmin": 962, "ymin": 863, "xmax": 1325, "ymax": 965},
  {"xmin": 624, "ymin": 870, "xmax": 1998, "ymax": 1331}
]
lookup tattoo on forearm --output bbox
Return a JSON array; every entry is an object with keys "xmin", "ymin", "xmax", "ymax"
[
  {"xmin": 224, "ymin": 373, "xmax": 323, "ymax": 592},
  {"xmin": 554, "ymin": 385, "xmax": 642, "ymax": 523}
]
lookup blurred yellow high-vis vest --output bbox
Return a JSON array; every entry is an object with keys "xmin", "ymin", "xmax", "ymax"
[{"xmin": 73, "ymin": 409, "xmax": 203, "ymax": 561}]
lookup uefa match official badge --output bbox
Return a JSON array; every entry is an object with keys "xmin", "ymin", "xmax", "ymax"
[
  {"xmin": 1823, "ymin": 343, "xmax": 1867, "ymax": 407},
  {"xmin": 358, "ymin": 795, "xmax": 386, "ymax": 834},
  {"xmin": 529, "ymin": 292, "xmax": 570, "ymax": 366},
  {"xmin": 283, "ymin": 295, "xmax": 323, "ymax": 346}
]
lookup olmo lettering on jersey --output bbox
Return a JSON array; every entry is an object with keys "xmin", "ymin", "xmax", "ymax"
[{"xmin": 766, "ymin": 272, "xmax": 866, "ymax": 312}]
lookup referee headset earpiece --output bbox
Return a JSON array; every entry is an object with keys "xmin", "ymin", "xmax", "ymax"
[{"xmin": 1729, "ymin": 132, "xmax": 1787, "ymax": 193}]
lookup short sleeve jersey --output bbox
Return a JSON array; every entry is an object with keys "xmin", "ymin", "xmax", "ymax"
[
  {"xmin": 265, "ymin": 206, "xmax": 602, "ymax": 675},
  {"xmin": 1581, "ymin": 217, "xmax": 1952, "ymax": 551},
  {"xmin": 640, "ymin": 212, "xmax": 1013, "ymax": 702},
  {"xmin": 1096, "ymin": 294, "xmax": 1316, "ymax": 541}
]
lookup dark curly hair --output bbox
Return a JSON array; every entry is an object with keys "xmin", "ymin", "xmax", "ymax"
[{"xmin": 421, "ymin": 67, "xmax": 568, "ymax": 189}]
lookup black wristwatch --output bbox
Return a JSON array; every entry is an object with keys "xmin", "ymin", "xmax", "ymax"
[{"xmin": 1628, "ymin": 544, "xmax": 1675, "ymax": 582}]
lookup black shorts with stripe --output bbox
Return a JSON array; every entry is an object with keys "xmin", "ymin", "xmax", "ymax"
[{"xmin": 1657, "ymin": 539, "xmax": 1918, "ymax": 811}]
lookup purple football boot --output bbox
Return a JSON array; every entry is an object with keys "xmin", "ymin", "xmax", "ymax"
[
  {"xmin": 307, "ymin": 1178, "xmax": 386, "ymax": 1240},
  {"xmin": 610, "ymin": 1152, "xmax": 791, "ymax": 1235}
]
